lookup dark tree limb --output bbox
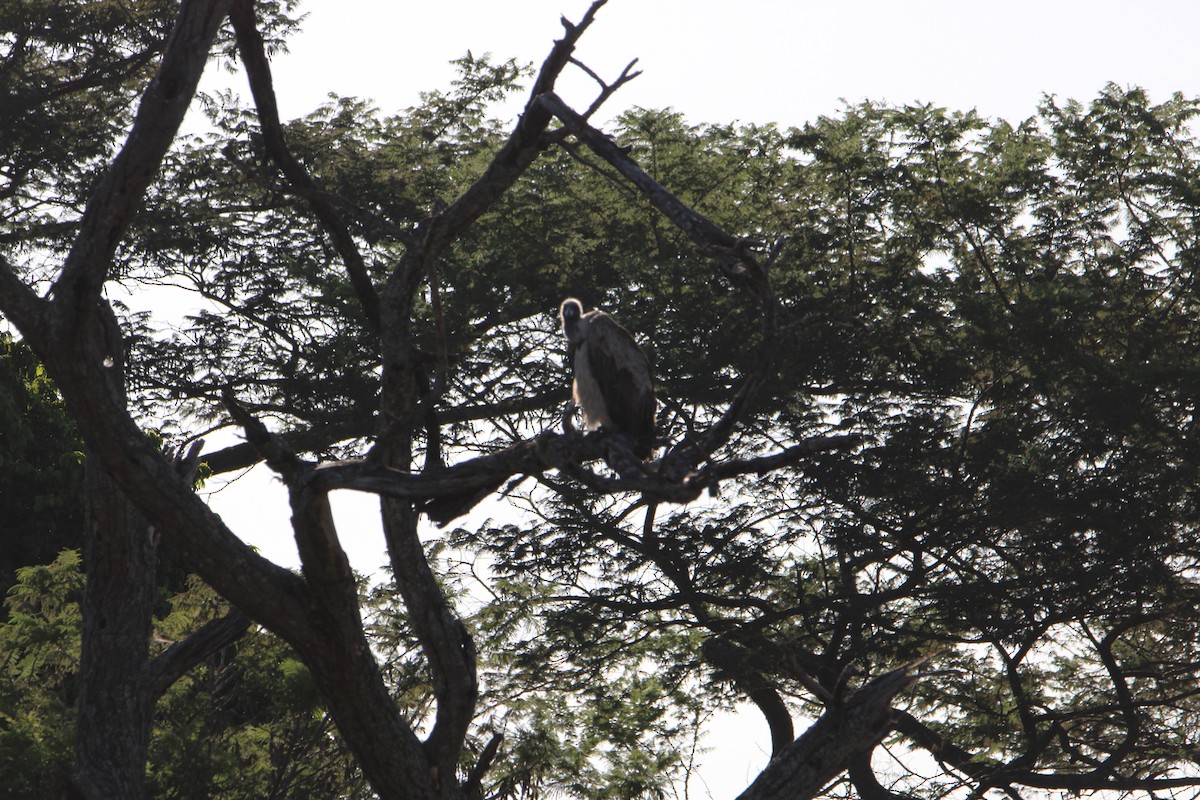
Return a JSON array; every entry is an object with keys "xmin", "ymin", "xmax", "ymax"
[
  {"xmin": 464, "ymin": 732, "xmax": 505, "ymax": 800},
  {"xmin": 381, "ymin": 497, "xmax": 480, "ymax": 790},
  {"xmin": 228, "ymin": 0, "xmax": 381, "ymax": 331},
  {"xmin": 848, "ymin": 751, "xmax": 920, "ymax": 800},
  {"xmin": 224, "ymin": 390, "xmax": 438, "ymax": 798},
  {"xmin": 395, "ymin": 1, "xmax": 611, "ymax": 294},
  {"xmin": 145, "ymin": 609, "xmax": 254, "ymax": 700},
  {"xmin": 51, "ymin": 0, "xmax": 234, "ymax": 329},
  {"xmin": 200, "ymin": 417, "xmax": 374, "ymax": 475},
  {"xmin": 892, "ymin": 706, "xmax": 1200, "ymax": 794},
  {"xmin": 737, "ymin": 665, "xmax": 920, "ymax": 800},
  {"xmin": 0, "ymin": 0, "xmax": 311, "ymax": 638},
  {"xmin": 315, "ymin": 430, "xmax": 859, "ymax": 524},
  {"xmin": 2, "ymin": 0, "xmax": 315, "ymax": 684},
  {"xmin": 198, "ymin": 386, "xmax": 569, "ymax": 476},
  {"xmin": 702, "ymin": 636, "xmax": 795, "ymax": 756},
  {"xmin": 0, "ymin": 253, "xmax": 49, "ymax": 334}
]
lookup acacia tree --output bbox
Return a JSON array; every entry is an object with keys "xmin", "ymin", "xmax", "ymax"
[{"xmin": 3, "ymin": 1, "xmax": 1200, "ymax": 799}]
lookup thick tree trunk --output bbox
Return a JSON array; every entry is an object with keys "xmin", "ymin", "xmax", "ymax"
[{"xmin": 73, "ymin": 456, "xmax": 157, "ymax": 799}]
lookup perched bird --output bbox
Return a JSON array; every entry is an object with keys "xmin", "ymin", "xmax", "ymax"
[{"xmin": 559, "ymin": 297, "xmax": 656, "ymax": 459}]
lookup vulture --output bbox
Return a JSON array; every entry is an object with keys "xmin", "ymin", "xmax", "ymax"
[{"xmin": 559, "ymin": 298, "xmax": 656, "ymax": 459}]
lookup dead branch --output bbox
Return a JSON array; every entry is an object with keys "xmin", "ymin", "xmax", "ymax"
[{"xmin": 569, "ymin": 55, "xmax": 642, "ymax": 120}]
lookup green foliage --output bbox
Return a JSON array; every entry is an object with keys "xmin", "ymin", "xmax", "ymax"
[
  {"xmin": 147, "ymin": 577, "xmax": 362, "ymax": 799},
  {"xmin": 444, "ymin": 86, "xmax": 1200, "ymax": 796},
  {"xmin": 0, "ymin": 556, "xmax": 362, "ymax": 798},
  {"xmin": 0, "ymin": 0, "xmax": 176, "ymax": 244},
  {"xmin": 0, "ymin": 334, "xmax": 85, "ymax": 604},
  {"xmin": 110, "ymin": 77, "xmax": 1200, "ymax": 795},
  {"xmin": 6, "ymin": 8, "xmax": 1200, "ymax": 791},
  {"xmin": 0, "ymin": 550, "xmax": 83, "ymax": 797}
]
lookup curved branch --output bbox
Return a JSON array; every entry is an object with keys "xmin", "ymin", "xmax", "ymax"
[
  {"xmin": 229, "ymin": 0, "xmax": 381, "ymax": 331},
  {"xmin": 52, "ymin": 0, "xmax": 234, "ymax": 325},
  {"xmin": 702, "ymin": 635, "xmax": 795, "ymax": 756}
]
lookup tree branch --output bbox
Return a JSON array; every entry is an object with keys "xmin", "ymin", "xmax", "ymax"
[
  {"xmin": 198, "ymin": 386, "xmax": 571, "ymax": 476},
  {"xmin": 51, "ymin": 0, "xmax": 234, "ymax": 328},
  {"xmin": 536, "ymin": 90, "xmax": 739, "ymax": 256},
  {"xmin": 229, "ymin": 0, "xmax": 381, "ymax": 331},
  {"xmin": 892, "ymin": 708, "xmax": 1200, "ymax": 794},
  {"xmin": 315, "ymin": 430, "xmax": 859, "ymax": 524},
  {"xmin": 0, "ymin": 253, "xmax": 50, "ymax": 335},
  {"xmin": 146, "ymin": 608, "xmax": 253, "ymax": 700},
  {"xmin": 702, "ymin": 635, "xmax": 795, "ymax": 755},
  {"xmin": 737, "ymin": 664, "xmax": 920, "ymax": 800}
]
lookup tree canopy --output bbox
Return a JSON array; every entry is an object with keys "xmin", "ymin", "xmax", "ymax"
[{"xmin": 1, "ymin": 1, "xmax": 1199, "ymax": 799}]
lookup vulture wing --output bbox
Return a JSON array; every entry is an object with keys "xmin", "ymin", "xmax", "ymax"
[{"xmin": 585, "ymin": 313, "xmax": 656, "ymax": 458}]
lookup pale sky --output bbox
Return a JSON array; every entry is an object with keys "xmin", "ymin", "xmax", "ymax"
[
  {"xmin": 257, "ymin": 1, "xmax": 1200, "ymax": 128},
  {"xmin": 199, "ymin": 2, "xmax": 1200, "ymax": 795}
]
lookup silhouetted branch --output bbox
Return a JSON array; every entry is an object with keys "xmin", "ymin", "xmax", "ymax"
[
  {"xmin": 737, "ymin": 665, "xmax": 921, "ymax": 800},
  {"xmin": 229, "ymin": 0, "xmax": 381, "ymax": 331},
  {"xmin": 315, "ymin": 430, "xmax": 860, "ymax": 525},
  {"xmin": 52, "ymin": 0, "xmax": 234, "ymax": 327}
]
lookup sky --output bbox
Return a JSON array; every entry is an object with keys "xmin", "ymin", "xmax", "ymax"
[
  {"xmin": 197, "ymin": 1, "xmax": 1200, "ymax": 794},
  {"xmin": 252, "ymin": 0, "xmax": 1200, "ymax": 129}
]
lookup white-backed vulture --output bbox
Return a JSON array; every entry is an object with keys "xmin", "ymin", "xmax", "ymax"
[{"xmin": 559, "ymin": 297, "xmax": 656, "ymax": 459}]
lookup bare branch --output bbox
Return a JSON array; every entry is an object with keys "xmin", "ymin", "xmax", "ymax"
[
  {"xmin": 569, "ymin": 55, "xmax": 642, "ymax": 120},
  {"xmin": 404, "ymin": 1, "xmax": 612, "ymax": 271},
  {"xmin": 316, "ymin": 430, "xmax": 860, "ymax": 523},
  {"xmin": 702, "ymin": 635, "xmax": 796, "ymax": 755},
  {"xmin": 536, "ymin": 90, "xmax": 740, "ymax": 258},
  {"xmin": 221, "ymin": 387, "xmax": 313, "ymax": 483},
  {"xmin": 465, "ymin": 731, "xmax": 505, "ymax": 800},
  {"xmin": 199, "ymin": 386, "xmax": 569, "ymax": 475}
]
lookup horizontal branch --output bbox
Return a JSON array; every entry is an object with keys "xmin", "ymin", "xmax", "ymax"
[
  {"xmin": 312, "ymin": 430, "xmax": 860, "ymax": 524},
  {"xmin": 199, "ymin": 386, "xmax": 569, "ymax": 475},
  {"xmin": 891, "ymin": 710, "xmax": 1200, "ymax": 794}
]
